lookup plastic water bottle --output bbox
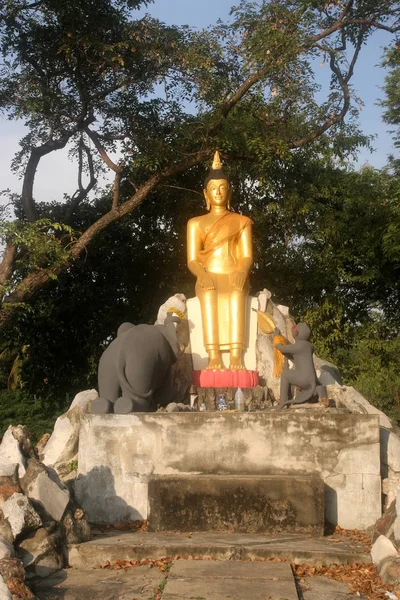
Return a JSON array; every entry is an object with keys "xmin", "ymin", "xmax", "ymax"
[{"xmin": 234, "ymin": 387, "xmax": 245, "ymax": 412}]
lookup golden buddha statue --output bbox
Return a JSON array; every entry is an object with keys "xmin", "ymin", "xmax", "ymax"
[{"xmin": 187, "ymin": 151, "xmax": 253, "ymax": 370}]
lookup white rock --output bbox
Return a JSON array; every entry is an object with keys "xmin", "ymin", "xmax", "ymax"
[
  {"xmin": 381, "ymin": 429, "xmax": 400, "ymax": 474},
  {"xmin": 256, "ymin": 333, "xmax": 274, "ymax": 380},
  {"xmin": 43, "ymin": 389, "xmax": 98, "ymax": 469},
  {"xmin": 0, "ymin": 462, "xmax": 18, "ymax": 478},
  {"xmin": 0, "ymin": 429, "xmax": 26, "ymax": 477},
  {"xmin": 0, "ymin": 538, "xmax": 14, "ymax": 559},
  {"xmin": 1, "ymin": 493, "xmax": 41, "ymax": 539},
  {"xmin": 328, "ymin": 386, "xmax": 393, "ymax": 429},
  {"xmin": 383, "ymin": 475, "xmax": 400, "ymax": 509},
  {"xmin": 0, "ymin": 574, "xmax": 12, "ymax": 600},
  {"xmin": 371, "ymin": 535, "xmax": 398, "ymax": 567},
  {"xmin": 257, "ymin": 288, "xmax": 272, "ymax": 313},
  {"xmin": 69, "ymin": 389, "xmax": 98, "ymax": 411},
  {"xmin": 155, "ymin": 293, "xmax": 187, "ymax": 325},
  {"xmin": 25, "ymin": 469, "xmax": 69, "ymax": 522},
  {"xmin": 393, "ymin": 491, "xmax": 400, "ymax": 544},
  {"xmin": 276, "ymin": 304, "xmax": 290, "ymax": 317},
  {"xmin": 18, "ymin": 527, "xmax": 65, "ymax": 577}
]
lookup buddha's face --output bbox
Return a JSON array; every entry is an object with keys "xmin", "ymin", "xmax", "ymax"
[{"xmin": 204, "ymin": 179, "xmax": 230, "ymax": 209}]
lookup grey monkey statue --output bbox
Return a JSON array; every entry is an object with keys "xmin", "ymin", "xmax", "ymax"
[
  {"xmin": 91, "ymin": 313, "xmax": 181, "ymax": 414},
  {"xmin": 274, "ymin": 322, "xmax": 327, "ymax": 411}
]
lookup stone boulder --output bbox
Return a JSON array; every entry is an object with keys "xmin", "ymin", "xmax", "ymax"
[
  {"xmin": 314, "ymin": 356, "xmax": 343, "ymax": 386},
  {"xmin": 0, "ymin": 539, "xmax": 14, "ymax": 560},
  {"xmin": 0, "ymin": 557, "xmax": 36, "ymax": 600},
  {"xmin": 255, "ymin": 290, "xmax": 296, "ymax": 402},
  {"xmin": 327, "ymin": 385, "xmax": 393, "ymax": 429},
  {"xmin": 60, "ymin": 508, "xmax": 90, "ymax": 545},
  {"xmin": 0, "ymin": 573, "xmax": 12, "ymax": 600},
  {"xmin": 0, "ymin": 493, "xmax": 42, "ymax": 540},
  {"xmin": 379, "ymin": 427, "xmax": 400, "ymax": 509},
  {"xmin": 370, "ymin": 534, "xmax": 400, "ymax": 585},
  {"xmin": 0, "ymin": 511, "xmax": 13, "ymax": 544},
  {"xmin": 371, "ymin": 534, "xmax": 398, "ymax": 566},
  {"xmin": 42, "ymin": 389, "xmax": 98, "ymax": 473},
  {"xmin": 0, "ymin": 557, "xmax": 25, "ymax": 583},
  {"xmin": 17, "ymin": 527, "xmax": 65, "ymax": 578},
  {"xmin": 369, "ymin": 499, "xmax": 397, "ymax": 543},
  {"xmin": 20, "ymin": 459, "xmax": 70, "ymax": 523},
  {"xmin": 35, "ymin": 434, "xmax": 50, "ymax": 462},
  {"xmin": 0, "ymin": 466, "xmax": 22, "ymax": 503},
  {"xmin": 380, "ymin": 557, "xmax": 400, "ymax": 586},
  {"xmin": 0, "ymin": 428, "xmax": 28, "ymax": 478}
]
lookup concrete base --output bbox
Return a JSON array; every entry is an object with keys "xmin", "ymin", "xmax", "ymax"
[
  {"xmin": 76, "ymin": 412, "xmax": 381, "ymax": 530},
  {"xmin": 148, "ymin": 474, "xmax": 324, "ymax": 535}
]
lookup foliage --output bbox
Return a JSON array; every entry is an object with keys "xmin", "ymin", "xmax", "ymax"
[
  {"xmin": 0, "ymin": 389, "xmax": 64, "ymax": 443},
  {"xmin": 381, "ymin": 44, "xmax": 400, "ymax": 148},
  {"xmin": 0, "ymin": 0, "xmax": 399, "ymax": 421}
]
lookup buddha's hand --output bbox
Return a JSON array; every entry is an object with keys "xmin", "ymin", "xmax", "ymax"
[
  {"xmin": 230, "ymin": 270, "xmax": 247, "ymax": 290},
  {"xmin": 198, "ymin": 273, "xmax": 216, "ymax": 290}
]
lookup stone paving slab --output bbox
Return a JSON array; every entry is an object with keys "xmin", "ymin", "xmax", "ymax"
[
  {"xmin": 162, "ymin": 560, "xmax": 298, "ymax": 600},
  {"xmin": 33, "ymin": 565, "xmax": 165, "ymax": 600},
  {"xmin": 68, "ymin": 531, "xmax": 371, "ymax": 569},
  {"xmin": 301, "ymin": 575, "xmax": 367, "ymax": 600}
]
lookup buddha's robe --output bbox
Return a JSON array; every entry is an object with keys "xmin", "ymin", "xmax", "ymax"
[{"xmin": 193, "ymin": 211, "xmax": 253, "ymax": 349}]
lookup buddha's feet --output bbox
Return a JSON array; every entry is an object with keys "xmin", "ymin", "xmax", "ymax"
[
  {"xmin": 206, "ymin": 350, "xmax": 222, "ymax": 370},
  {"xmin": 229, "ymin": 349, "xmax": 244, "ymax": 370},
  {"xmin": 206, "ymin": 359, "xmax": 222, "ymax": 370},
  {"xmin": 229, "ymin": 361, "xmax": 245, "ymax": 370}
]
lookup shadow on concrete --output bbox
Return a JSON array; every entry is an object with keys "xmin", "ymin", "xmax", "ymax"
[
  {"xmin": 32, "ymin": 569, "xmax": 68, "ymax": 599},
  {"xmin": 380, "ymin": 426, "xmax": 389, "ymax": 480},
  {"xmin": 76, "ymin": 465, "xmax": 144, "ymax": 525},
  {"xmin": 324, "ymin": 483, "xmax": 338, "ymax": 534}
]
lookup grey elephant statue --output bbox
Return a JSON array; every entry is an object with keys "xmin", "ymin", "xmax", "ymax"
[{"xmin": 91, "ymin": 313, "xmax": 181, "ymax": 414}]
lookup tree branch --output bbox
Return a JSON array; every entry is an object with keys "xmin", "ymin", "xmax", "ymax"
[
  {"xmin": 0, "ymin": 243, "xmax": 17, "ymax": 298},
  {"xmin": 84, "ymin": 126, "xmax": 122, "ymax": 174},
  {"xmin": 64, "ymin": 141, "xmax": 97, "ymax": 222},
  {"xmin": 22, "ymin": 117, "xmax": 94, "ymax": 222},
  {"xmin": 0, "ymin": 148, "xmax": 210, "ymax": 321},
  {"xmin": 290, "ymin": 34, "xmax": 364, "ymax": 149},
  {"xmin": 112, "ymin": 170, "xmax": 122, "ymax": 209}
]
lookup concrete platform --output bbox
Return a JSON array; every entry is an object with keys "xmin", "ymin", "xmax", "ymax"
[
  {"xmin": 148, "ymin": 474, "xmax": 324, "ymax": 535},
  {"xmin": 68, "ymin": 531, "xmax": 371, "ymax": 569},
  {"xmin": 77, "ymin": 412, "xmax": 381, "ymax": 530}
]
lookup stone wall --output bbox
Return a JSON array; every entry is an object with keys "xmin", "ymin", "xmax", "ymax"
[{"xmin": 76, "ymin": 412, "xmax": 381, "ymax": 530}]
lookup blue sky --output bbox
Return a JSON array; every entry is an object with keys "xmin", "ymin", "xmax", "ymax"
[{"xmin": 0, "ymin": 0, "xmax": 396, "ymax": 205}]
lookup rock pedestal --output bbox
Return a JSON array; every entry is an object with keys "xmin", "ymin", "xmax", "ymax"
[{"xmin": 76, "ymin": 411, "xmax": 381, "ymax": 530}]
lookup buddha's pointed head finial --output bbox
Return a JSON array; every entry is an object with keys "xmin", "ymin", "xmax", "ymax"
[
  {"xmin": 212, "ymin": 150, "xmax": 222, "ymax": 170},
  {"xmin": 203, "ymin": 150, "xmax": 231, "ymax": 211}
]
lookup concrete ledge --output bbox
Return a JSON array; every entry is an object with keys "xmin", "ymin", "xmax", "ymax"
[
  {"xmin": 77, "ymin": 412, "xmax": 381, "ymax": 529},
  {"xmin": 148, "ymin": 474, "xmax": 324, "ymax": 535},
  {"xmin": 68, "ymin": 531, "xmax": 372, "ymax": 568}
]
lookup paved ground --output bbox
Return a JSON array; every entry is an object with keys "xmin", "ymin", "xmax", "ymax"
[
  {"xmin": 33, "ymin": 565, "xmax": 165, "ymax": 599},
  {"xmin": 162, "ymin": 560, "xmax": 298, "ymax": 600},
  {"xmin": 32, "ymin": 531, "xmax": 371, "ymax": 600},
  {"xmin": 34, "ymin": 560, "xmax": 367, "ymax": 600}
]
